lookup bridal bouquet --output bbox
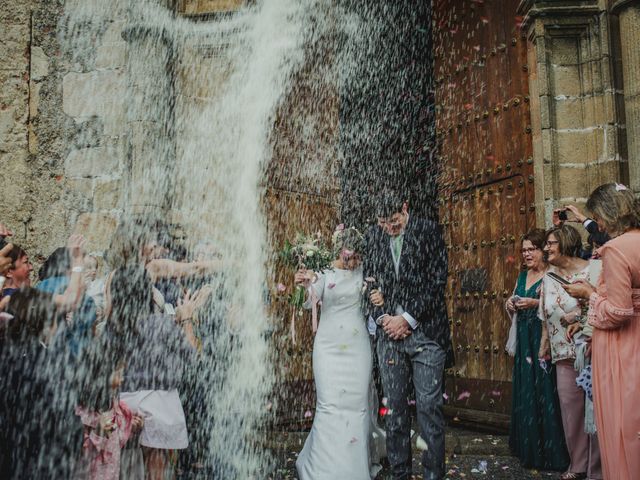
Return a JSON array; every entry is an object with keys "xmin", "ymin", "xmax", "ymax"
[
  {"xmin": 280, "ymin": 232, "xmax": 334, "ymax": 308},
  {"xmin": 279, "ymin": 232, "xmax": 334, "ymax": 343}
]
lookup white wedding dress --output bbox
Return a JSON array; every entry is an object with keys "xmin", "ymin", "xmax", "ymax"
[{"xmin": 296, "ymin": 267, "xmax": 385, "ymax": 480}]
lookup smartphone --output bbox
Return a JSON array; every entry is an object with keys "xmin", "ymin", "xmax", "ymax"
[
  {"xmin": 547, "ymin": 272, "xmax": 570, "ymax": 285},
  {"xmin": 558, "ymin": 210, "xmax": 568, "ymax": 221}
]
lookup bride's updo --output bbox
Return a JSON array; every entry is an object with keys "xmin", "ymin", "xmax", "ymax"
[{"xmin": 332, "ymin": 225, "xmax": 364, "ymax": 256}]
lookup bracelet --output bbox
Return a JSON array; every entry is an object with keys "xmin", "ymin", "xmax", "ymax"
[{"xmin": 71, "ymin": 266, "xmax": 84, "ymax": 273}]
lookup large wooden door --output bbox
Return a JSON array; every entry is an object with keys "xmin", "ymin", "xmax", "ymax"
[
  {"xmin": 434, "ymin": 0, "xmax": 536, "ymax": 427},
  {"xmin": 264, "ymin": 26, "xmax": 341, "ymax": 427}
]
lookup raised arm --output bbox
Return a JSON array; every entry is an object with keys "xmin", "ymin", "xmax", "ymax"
[
  {"xmin": 146, "ymin": 258, "xmax": 223, "ymax": 283},
  {"xmin": 53, "ymin": 235, "xmax": 87, "ymax": 313},
  {"xmin": 588, "ymin": 245, "xmax": 635, "ymax": 330}
]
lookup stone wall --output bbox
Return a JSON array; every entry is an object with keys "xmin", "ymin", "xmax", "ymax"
[
  {"xmin": 1, "ymin": 0, "xmax": 87, "ymax": 263},
  {"xmin": 519, "ymin": 0, "xmax": 639, "ymax": 229}
]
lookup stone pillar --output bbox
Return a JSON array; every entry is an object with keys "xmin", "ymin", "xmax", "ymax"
[
  {"xmin": 613, "ymin": 0, "xmax": 640, "ymax": 193},
  {"xmin": 518, "ymin": 0, "xmax": 627, "ymax": 226},
  {"xmin": 122, "ymin": 22, "xmax": 176, "ymax": 217}
]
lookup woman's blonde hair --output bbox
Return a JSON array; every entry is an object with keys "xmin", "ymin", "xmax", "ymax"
[{"xmin": 586, "ymin": 183, "xmax": 640, "ymax": 236}]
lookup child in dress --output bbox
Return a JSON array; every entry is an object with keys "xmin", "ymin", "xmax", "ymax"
[{"xmin": 75, "ymin": 366, "xmax": 144, "ymax": 480}]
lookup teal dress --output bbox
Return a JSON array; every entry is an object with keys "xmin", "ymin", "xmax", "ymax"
[{"xmin": 509, "ymin": 271, "xmax": 569, "ymax": 470}]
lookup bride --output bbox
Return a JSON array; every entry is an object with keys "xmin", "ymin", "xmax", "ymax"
[{"xmin": 295, "ymin": 226, "xmax": 385, "ymax": 480}]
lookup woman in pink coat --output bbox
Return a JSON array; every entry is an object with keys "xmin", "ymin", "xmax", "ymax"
[{"xmin": 564, "ymin": 183, "xmax": 640, "ymax": 480}]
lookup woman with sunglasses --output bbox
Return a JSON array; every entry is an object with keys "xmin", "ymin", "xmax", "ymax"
[
  {"xmin": 506, "ymin": 229, "xmax": 569, "ymax": 471},
  {"xmin": 539, "ymin": 225, "xmax": 602, "ymax": 480}
]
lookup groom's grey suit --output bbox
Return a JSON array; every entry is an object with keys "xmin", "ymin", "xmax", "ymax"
[{"xmin": 364, "ymin": 216, "xmax": 453, "ymax": 480}]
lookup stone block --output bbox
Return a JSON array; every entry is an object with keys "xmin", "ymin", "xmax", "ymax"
[
  {"xmin": 0, "ymin": 3, "xmax": 31, "ymax": 25},
  {"xmin": 0, "ymin": 105, "xmax": 26, "ymax": 153},
  {"xmin": 550, "ymin": 36, "xmax": 580, "ymax": 66},
  {"xmin": 0, "ymin": 151, "xmax": 28, "ymax": 205},
  {"xmin": 64, "ymin": 146, "xmax": 121, "ymax": 178},
  {"xmin": 94, "ymin": 179, "xmax": 121, "ymax": 210},
  {"xmin": 28, "ymin": 124, "xmax": 38, "ymax": 155},
  {"xmin": 579, "ymin": 93, "xmax": 613, "ymax": 127},
  {"xmin": 542, "ymin": 160, "xmax": 556, "ymax": 199},
  {"xmin": 550, "ymin": 64, "xmax": 582, "ymax": 97},
  {"xmin": 30, "ymin": 46, "xmax": 50, "ymax": 80},
  {"xmin": 588, "ymin": 160, "xmax": 621, "ymax": 190},
  {"xmin": 72, "ymin": 212, "xmax": 118, "ymax": 252},
  {"xmin": 557, "ymin": 165, "xmax": 589, "ymax": 199},
  {"xmin": 62, "ymin": 70, "xmax": 126, "ymax": 135},
  {"xmin": 65, "ymin": 178, "xmax": 95, "ymax": 211},
  {"xmin": 0, "ymin": 24, "xmax": 30, "ymax": 68},
  {"xmin": 0, "ymin": 107, "xmax": 16, "ymax": 143},
  {"xmin": 95, "ymin": 42, "xmax": 127, "ymax": 70},
  {"xmin": 29, "ymin": 81, "xmax": 41, "ymax": 118},
  {"xmin": 555, "ymin": 129, "xmax": 602, "ymax": 164},
  {"xmin": 553, "ymin": 97, "xmax": 584, "ymax": 130},
  {"xmin": 102, "ymin": 21, "xmax": 126, "ymax": 43}
]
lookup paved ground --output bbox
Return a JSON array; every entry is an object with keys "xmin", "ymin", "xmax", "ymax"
[{"xmin": 265, "ymin": 426, "xmax": 560, "ymax": 480}]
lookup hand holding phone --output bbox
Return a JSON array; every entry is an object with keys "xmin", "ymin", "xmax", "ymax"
[{"xmin": 547, "ymin": 272, "xmax": 570, "ymax": 285}]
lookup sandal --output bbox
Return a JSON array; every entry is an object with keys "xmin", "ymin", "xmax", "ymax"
[{"xmin": 560, "ymin": 473, "xmax": 586, "ymax": 480}]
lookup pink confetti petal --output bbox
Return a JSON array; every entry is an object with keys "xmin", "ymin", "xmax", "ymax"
[
  {"xmin": 490, "ymin": 390, "xmax": 502, "ymax": 397},
  {"xmin": 457, "ymin": 391, "xmax": 471, "ymax": 401},
  {"xmin": 304, "ymin": 410, "xmax": 313, "ymax": 419},
  {"xmin": 349, "ymin": 437, "xmax": 358, "ymax": 444},
  {"xmin": 328, "ymin": 283, "xmax": 336, "ymax": 289},
  {"xmin": 276, "ymin": 283, "xmax": 287, "ymax": 292},
  {"xmin": 443, "ymin": 392, "xmax": 449, "ymax": 400},
  {"xmin": 526, "ymin": 356, "xmax": 533, "ymax": 364}
]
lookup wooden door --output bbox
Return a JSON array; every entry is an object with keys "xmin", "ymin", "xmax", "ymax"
[
  {"xmin": 434, "ymin": 0, "xmax": 536, "ymax": 426},
  {"xmin": 263, "ymin": 26, "xmax": 341, "ymax": 427}
]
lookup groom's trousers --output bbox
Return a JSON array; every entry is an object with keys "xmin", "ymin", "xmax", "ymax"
[{"xmin": 376, "ymin": 329, "xmax": 446, "ymax": 480}]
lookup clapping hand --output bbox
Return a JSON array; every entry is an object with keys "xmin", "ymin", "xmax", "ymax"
[
  {"xmin": 66, "ymin": 234, "xmax": 87, "ymax": 262},
  {"xmin": 176, "ymin": 286, "xmax": 213, "ymax": 324},
  {"xmin": 383, "ymin": 315, "xmax": 412, "ymax": 341}
]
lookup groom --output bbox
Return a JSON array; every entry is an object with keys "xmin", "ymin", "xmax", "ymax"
[{"xmin": 364, "ymin": 191, "xmax": 453, "ymax": 480}]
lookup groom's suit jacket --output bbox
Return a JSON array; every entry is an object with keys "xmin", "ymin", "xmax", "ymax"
[{"xmin": 363, "ymin": 216, "xmax": 454, "ymax": 367}]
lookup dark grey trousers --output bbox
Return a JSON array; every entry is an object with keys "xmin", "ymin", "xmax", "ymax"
[{"xmin": 376, "ymin": 329, "xmax": 446, "ymax": 480}]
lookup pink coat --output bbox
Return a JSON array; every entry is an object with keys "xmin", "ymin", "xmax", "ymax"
[{"xmin": 588, "ymin": 230, "xmax": 640, "ymax": 480}]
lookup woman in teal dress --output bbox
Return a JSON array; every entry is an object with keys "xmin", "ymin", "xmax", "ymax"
[{"xmin": 507, "ymin": 229, "xmax": 569, "ymax": 470}]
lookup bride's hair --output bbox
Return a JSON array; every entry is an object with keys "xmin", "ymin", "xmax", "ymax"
[{"xmin": 332, "ymin": 226, "xmax": 364, "ymax": 254}]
